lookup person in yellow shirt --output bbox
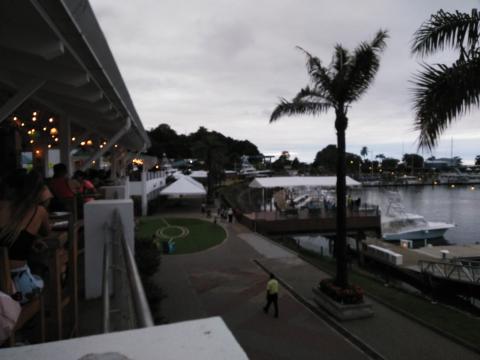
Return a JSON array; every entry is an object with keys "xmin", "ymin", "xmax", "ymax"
[{"xmin": 263, "ymin": 273, "xmax": 279, "ymax": 318}]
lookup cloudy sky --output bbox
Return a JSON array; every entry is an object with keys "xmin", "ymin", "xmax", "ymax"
[{"xmin": 90, "ymin": 0, "xmax": 480, "ymax": 163}]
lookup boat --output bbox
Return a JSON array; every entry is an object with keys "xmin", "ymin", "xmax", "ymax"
[
  {"xmin": 238, "ymin": 155, "xmax": 271, "ymax": 177},
  {"xmin": 383, "ymin": 214, "xmax": 455, "ymax": 240},
  {"xmin": 373, "ymin": 190, "xmax": 455, "ymax": 241}
]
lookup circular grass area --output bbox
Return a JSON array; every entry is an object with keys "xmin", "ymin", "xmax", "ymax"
[{"xmin": 136, "ymin": 217, "xmax": 226, "ymax": 254}]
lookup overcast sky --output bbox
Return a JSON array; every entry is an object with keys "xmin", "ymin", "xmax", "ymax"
[{"xmin": 91, "ymin": 0, "xmax": 480, "ymax": 163}]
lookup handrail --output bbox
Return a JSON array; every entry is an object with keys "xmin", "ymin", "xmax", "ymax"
[
  {"xmin": 102, "ymin": 222, "xmax": 110, "ymax": 333},
  {"xmin": 102, "ymin": 210, "xmax": 154, "ymax": 332}
]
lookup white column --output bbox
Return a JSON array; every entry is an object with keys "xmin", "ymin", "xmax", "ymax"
[
  {"xmin": 141, "ymin": 170, "xmax": 147, "ymax": 216},
  {"xmin": 59, "ymin": 117, "xmax": 72, "ymax": 175}
]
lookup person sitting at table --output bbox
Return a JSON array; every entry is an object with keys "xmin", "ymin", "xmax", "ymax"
[
  {"xmin": 48, "ymin": 163, "xmax": 81, "ymax": 211},
  {"xmin": 72, "ymin": 170, "xmax": 96, "ymax": 203},
  {"xmin": 0, "ymin": 170, "xmax": 51, "ymax": 303}
]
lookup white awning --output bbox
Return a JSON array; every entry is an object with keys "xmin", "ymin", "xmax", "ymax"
[
  {"xmin": 249, "ymin": 176, "xmax": 361, "ymax": 189},
  {"xmin": 160, "ymin": 176, "xmax": 206, "ymax": 197}
]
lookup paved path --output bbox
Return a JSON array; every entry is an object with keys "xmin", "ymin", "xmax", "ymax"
[
  {"xmin": 154, "ymin": 216, "xmax": 369, "ymax": 360},
  {"xmin": 153, "ymin": 213, "xmax": 479, "ymax": 359}
]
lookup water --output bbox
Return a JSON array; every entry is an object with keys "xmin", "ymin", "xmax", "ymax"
[{"xmin": 362, "ymin": 185, "xmax": 480, "ymax": 245}]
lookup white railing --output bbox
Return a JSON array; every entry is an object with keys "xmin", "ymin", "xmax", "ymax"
[
  {"xmin": 102, "ymin": 210, "xmax": 154, "ymax": 332},
  {"xmin": 128, "ymin": 171, "xmax": 166, "ymax": 215}
]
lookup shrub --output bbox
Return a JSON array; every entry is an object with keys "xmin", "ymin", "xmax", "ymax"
[{"xmin": 319, "ymin": 278, "xmax": 364, "ymax": 304}]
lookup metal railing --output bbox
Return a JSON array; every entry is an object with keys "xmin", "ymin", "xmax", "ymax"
[
  {"xmin": 102, "ymin": 210, "xmax": 154, "ymax": 332},
  {"xmin": 419, "ymin": 259, "xmax": 480, "ymax": 283}
]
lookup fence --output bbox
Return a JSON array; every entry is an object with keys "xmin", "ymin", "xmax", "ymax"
[{"xmin": 102, "ymin": 210, "xmax": 154, "ymax": 332}]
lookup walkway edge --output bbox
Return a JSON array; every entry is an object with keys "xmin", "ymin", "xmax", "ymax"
[
  {"xmin": 254, "ymin": 259, "xmax": 386, "ymax": 360},
  {"xmin": 295, "ymin": 255, "xmax": 480, "ymax": 356}
]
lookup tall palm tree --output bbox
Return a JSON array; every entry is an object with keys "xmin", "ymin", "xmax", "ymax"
[
  {"xmin": 360, "ymin": 146, "xmax": 369, "ymax": 160},
  {"xmin": 411, "ymin": 8, "xmax": 480, "ymax": 149},
  {"xmin": 270, "ymin": 30, "xmax": 388, "ymax": 288}
]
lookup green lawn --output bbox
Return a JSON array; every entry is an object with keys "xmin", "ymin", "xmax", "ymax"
[{"xmin": 136, "ymin": 217, "xmax": 226, "ymax": 254}]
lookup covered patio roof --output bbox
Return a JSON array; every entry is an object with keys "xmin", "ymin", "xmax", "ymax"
[
  {"xmin": 0, "ymin": 0, "xmax": 149, "ymax": 151},
  {"xmin": 249, "ymin": 176, "xmax": 361, "ymax": 189}
]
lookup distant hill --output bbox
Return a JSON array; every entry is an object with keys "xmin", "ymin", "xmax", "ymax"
[{"xmin": 147, "ymin": 124, "xmax": 261, "ymax": 168}]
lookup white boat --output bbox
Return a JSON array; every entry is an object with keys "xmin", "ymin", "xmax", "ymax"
[
  {"xmin": 238, "ymin": 155, "xmax": 271, "ymax": 177},
  {"xmin": 383, "ymin": 213, "xmax": 455, "ymax": 241},
  {"xmin": 367, "ymin": 190, "xmax": 455, "ymax": 241}
]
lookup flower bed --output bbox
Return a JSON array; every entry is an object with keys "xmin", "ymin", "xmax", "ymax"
[{"xmin": 319, "ymin": 279, "xmax": 364, "ymax": 305}]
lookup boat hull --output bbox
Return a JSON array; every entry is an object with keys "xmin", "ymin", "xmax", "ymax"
[{"xmin": 383, "ymin": 226, "xmax": 452, "ymax": 241}]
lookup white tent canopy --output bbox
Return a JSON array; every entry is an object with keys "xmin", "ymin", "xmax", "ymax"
[
  {"xmin": 249, "ymin": 176, "xmax": 361, "ymax": 189},
  {"xmin": 160, "ymin": 175, "xmax": 206, "ymax": 198}
]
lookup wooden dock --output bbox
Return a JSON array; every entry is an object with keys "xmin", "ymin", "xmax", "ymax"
[{"xmin": 239, "ymin": 208, "xmax": 381, "ymax": 235}]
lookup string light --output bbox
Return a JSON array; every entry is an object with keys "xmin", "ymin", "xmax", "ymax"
[
  {"xmin": 54, "ymin": 137, "xmax": 59, "ymax": 142},
  {"xmin": 114, "ymin": 144, "xmax": 118, "ymax": 148},
  {"xmin": 35, "ymin": 150, "xmax": 40, "ymax": 155},
  {"xmin": 48, "ymin": 118, "xmax": 54, "ymax": 123},
  {"xmin": 80, "ymin": 141, "xmax": 86, "ymax": 146},
  {"xmin": 103, "ymin": 141, "xmax": 107, "ymax": 145},
  {"xmin": 86, "ymin": 140, "xmax": 93, "ymax": 146},
  {"xmin": 21, "ymin": 122, "xmax": 25, "ymax": 127},
  {"xmin": 71, "ymin": 137, "xmax": 76, "ymax": 141},
  {"xmin": 32, "ymin": 117, "xmax": 37, "ymax": 122},
  {"xmin": 33, "ymin": 111, "xmax": 37, "ymax": 116},
  {"xmin": 48, "ymin": 144, "xmax": 52, "ymax": 149},
  {"xmin": 30, "ymin": 139, "xmax": 34, "ymax": 144},
  {"xmin": 13, "ymin": 116, "xmax": 17, "ymax": 121},
  {"xmin": 50, "ymin": 128, "xmax": 58, "ymax": 136},
  {"xmin": 43, "ymin": 127, "xmax": 47, "ymax": 131},
  {"xmin": 27, "ymin": 130, "xmax": 32, "ymax": 135},
  {"xmin": 99, "ymin": 144, "xmax": 104, "ymax": 149}
]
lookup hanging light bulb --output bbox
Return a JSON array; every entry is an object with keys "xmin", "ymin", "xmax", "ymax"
[
  {"xmin": 33, "ymin": 111, "xmax": 37, "ymax": 116},
  {"xmin": 21, "ymin": 122, "xmax": 25, "ymax": 127},
  {"xmin": 71, "ymin": 137, "xmax": 76, "ymax": 142},
  {"xmin": 54, "ymin": 137, "xmax": 59, "ymax": 142},
  {"xmin": 86, "ymin": 139, "xmax": 93, "ymax": 146},
  {"xmin": 32, "ymin": 117, "xmax": 37, "ymax": 122},
  {"xmin": 50, "ymin": 127, "xmax": 58, "ymax": 136},
  {"xmin": 27, "ymin": 130, "xmax": 32, "ymax": 135},
  {"xmin": 48, "ymin": 144, "xmax": 52, "ymax": 149},
  {"xmin": 35, "ymin": 149, "xmax": 41, "ymax": 155},
  {"xmin": 114, "ymin": 144, "xmax": 118, "ymax": 148},
  {"xmin": 31, "ymin": 129, "xmax": 35, "ymax": 134},
  {"xmin": 30, "ymin": 139, "xmax": 34, "ymax": 144},
  {"xmin": 48, "ymin": 117, "xmax": 54, "ymax": 123},
  {"xmin": 80, "ymin": 141, "xmax": 86, "ymax": 146},
  {"xmin": 43, "ymin": 127, "xmax": 47, "ymax": 131},
  {"xmin": 13, "ymin": 116, "xmax": 17, "ymax": 121},
  {"xmin": 99, "ymin": 144, "xmax": 104, "ymax": 149}
]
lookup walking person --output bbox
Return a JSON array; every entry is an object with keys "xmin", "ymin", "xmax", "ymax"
[
  {"xmin": 227, "ymin": 208, "xmax": 233, "ymax": 223},
  {"xmin": 263, "ymin": 273, "xmax": 279, "ymax": 318}
]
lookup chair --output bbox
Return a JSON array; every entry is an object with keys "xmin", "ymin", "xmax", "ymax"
[{"xmin": 0, "ymin": 247, "xmax": 45, "ymax": 346}]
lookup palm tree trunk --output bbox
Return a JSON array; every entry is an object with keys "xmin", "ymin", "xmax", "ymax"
[{"xmin": 335, "ymin": 111, "xmax": 348, "ymax": 288}]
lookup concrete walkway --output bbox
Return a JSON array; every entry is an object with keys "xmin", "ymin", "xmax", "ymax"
[{"xmin": 153, "ymin": 213, "xmax": 479, "ymax": 359}]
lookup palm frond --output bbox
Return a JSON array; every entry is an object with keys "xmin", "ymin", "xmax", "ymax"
[
  {"xmin": 412, "ymin": 57, "xmax": 480, "ymax": 149},
  {"xmin": 344, "ymin": 30, "xmax": 389, "ymax": 102},
  {"xmin": 412, "ymin": 9, "xmax": 480, "ymax": 57},
  {"xmin": 296, "ymin": 46, "xmax": 333, "ymax": 94},
  {"xmin": 332, "ymin": 45, "xmax": 350, "ymax": 73},
  {"xmin": 291, "ymin": 86, "xmax": 327, "ymax": 102},
  {"xmin": 270, "ymin": 98, "xmax": 331, "ymax": 123}
]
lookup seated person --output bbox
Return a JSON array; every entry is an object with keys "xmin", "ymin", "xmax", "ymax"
[
  {"xmin": 72, "ymin": 170, "xmax": 97, "ymax": 202},
  {"xmin": 48, "ymin": 163, "xmax": 81, "ymax": 211},
  {"xmin": 0, "ymin": 170, "xmax": 51, "ymax": 303}
]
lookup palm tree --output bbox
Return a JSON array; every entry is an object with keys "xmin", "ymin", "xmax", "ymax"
[
  {"xmin": 270, "ymin": 30, "xmax": 388, "ymax": 288},
  {"xmin": 411, "ymin": 8, "xmax": 480, "ymax": 149},
  {"xmin": 360, "ymin": 146, "xmax": 369, "ymax": 160}
]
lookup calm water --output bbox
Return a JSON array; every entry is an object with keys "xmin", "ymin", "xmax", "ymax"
[{"xmin": 364, "ymin": 185, "xmax": 480, "ymax": 245}]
